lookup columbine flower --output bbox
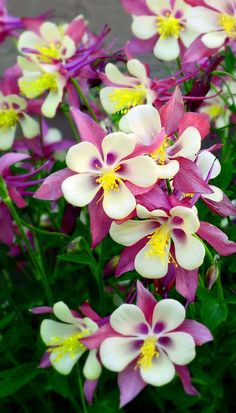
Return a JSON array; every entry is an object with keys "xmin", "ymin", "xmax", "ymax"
[
  {"xmin": 110, "ymin": 204, "xmax": 205, "ymax": 278},
  {"xmin": 0, "ymin": 92, "xmax": 39, "ymax": 150},
  {"xmin": 18, "ymin": 21, "xmax": 76, "ymax": 63},
  {"xmin": 119, "ymin": 105, "xmax": 201, "ymax": 179},
  {"xmin": 40, "ymin": 301, "xmax": 102, "ymax": 378},
  {"xmin": 128, "ymin": 0, "xmax": 198, "ymax": 61},
  {"xmin": 196, "ymin": 150, "xmax": 223, "ymax": 203},
  {"xmin": 18, "ymin": 57, "xmax": 67, "ymax": 118},
  {"xmin": 187, "ymin": 0, "xmax": 236, "ymax": 49},
  {"xmin": 100, "ymin": 59, "xmax": 156, "ymax": 114},
  {"xmin": 61, "ymin": 132, "xmax": 158, "ymax": 220}
]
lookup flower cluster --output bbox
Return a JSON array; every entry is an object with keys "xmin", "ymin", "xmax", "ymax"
[{"xmin": 0, "ymin": 1, "xmax": 236, "ymax": 412}]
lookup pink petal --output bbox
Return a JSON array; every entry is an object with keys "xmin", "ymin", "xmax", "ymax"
[
  {"xmin": 34, "ymin": 168, "xmax": 75, "ymax": 201},
  {"xmin": 70, "ymin": 107, "xmax": 105, "ymax": 150},
  {"xmin": 88, "ymin": 192, "xmax": 112, "ymax": 248},
  {"xmin": 79, "ymin": 302, "xmax": 101, "ymax": 322},
  {"xmin": 0, "ymin": 153, "xmax": 30, "ymax": 175},
  {"xmin": 30, "ymin": 306, "xmax": 53, "ymax": 314},
  {"xmin": 136, "ymin": 281, "xmax": 157, "ymax": 325},
  {"xmin": 66, "ymin": 18, "xmax": 87, "ymax": 44},
  {"xmin": 175, "ymin": 319, "xmax": 213, "ymax": 345},
  {"xmin": 203, "ymin": 194, "xmax": 236, "ymax": 217},
  {"xmin": 183, "ymin": 36, "xmax": 220, "ymax": 64},
  {"xmin": 175, "ymin": 266, "xmax": 199, "ymax": 302},
  {"xmin": 0, "ymin": 202, "xmax": 14, "ymax": 246},
  {"xmin": 179, "ymin": 113, "xmax": 210, "ymax": 140},
  {"xmin": 84, "ymin": 379, "xmax": 99, "ymax": 405},
  {"xmin": 160, "ymin": 87, "xmax": 184, "ymax": 135},
  {"xmin": 124, "ymin": 36, "xmax": 157, "ymax": 59},
  {"xmin": 8, "ymin": 187, "xmax": 27, "ymax": 208},
  {"xmin": 115, "ymin": 238, "xmax": 147, "ymax": 277},
  {"xmin": 121, "ymin": 0, "xmax": 153, "ymax": 15},
  {"xmin": 197, "ymin": 222, "xmax": 236, "ymax": 256},
  {"xmin": 118, "ymin": 361, "xmax": 146, "ymax": 408},
  {"xmin": 39, "ymin": 352, "xmax": 51, "ymax": 369},
  {"xmin": 173, "ymin": 158, "xmax": 213, "ymax": 194},
  {"xmin": 137, "ymin": 185, "xmax": 172, "ymax": 211},
  {"xmin": 175, "ymin": 365, "xmax": 200, "ymax": 396},
  {"xmin": 81, "ymin": 323, "xmax": 120, "ymax": 350}
]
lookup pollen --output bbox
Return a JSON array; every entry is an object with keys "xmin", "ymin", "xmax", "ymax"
[
  {"xmin": 109, "ymin": 85, "xmax": 146, "ymax": 114},
  {"xmin": 137, "ymin": 336, "xmax": 159, "ymax": 369},
  {"xmin": 47, "ymin": 329, "xmax": 89, "ymax": 362},
  {"xmin": 19, "ymin": 73, "xmax": 58, "ymax": 99},
  {"xmin": 146, "ymin": 224, "xmax": 170, "ymax": 259},
  {"xmin": 96, "ymin": 166, "xmax": 122, "ymax": 194},
  {"xmin": 157, "ymin": 15, "xmax": 183, "ymax": 39},
  {"xmin": 218, "ymin": 14, "xmax": 236, "ymax": 39},
  {"xmin": 36, "ymin": 43, "xmax": 62, "ymax": 62},
  {"xmin": 151, "ymin": 137, "xmax": 169, "ymax": 164},
  {"xmin": 0, "ymin": 109, "xmax": 19, "ymax": 130}
]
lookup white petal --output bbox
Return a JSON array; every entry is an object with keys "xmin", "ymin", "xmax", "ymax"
[
  {"xmin": 66, "ymin": 141, "xmax": 102, "ymax": 173},
  {"xmin": 40, "ymin": 22, "xmax": 61, "ymax": 43},
  {"xmin": 203, "ymin": 185, "xmax": 223, "ymax": 202},
  {"xmin": 5, "ymin": 95, "xmax": 27, "ymax": 111},
  {"xmin": 40, "ymin": 320, "xmax": 78, "ymax": 345},
  {"xmin": 186, "ymin": 7, "xmax": 219, "ymax": 33},
  {"xmin": 53, "ymin": 301, "xmax": 80, "ymax": 325},
  {"xmin": 105, "ymin": 63, "xmax": 137, "ymax": 86},
  {"xmin": 100, "ymin": 87, "xmax": 122, "ymax": 113},
  {"xmin": 42, "ymin": 88, "xmax": 63, "ymax": 118},
  {"xmin": 140, "ymin": 350, "xmax": 175, "ymax": 386},
  {"xmin": 147, "ymin": 0, "xmax": 170, "ymax": 14},
  {"xmin": 102, "ymin": 181, "xmax": 136, "ymax": 219},
  {"xmin": 110, "ymin": 304, "xmax": 147, "ymax": 335},
  {"xmin": 127, "ymin": 59, "xmax": 148, "ymax": 83},
  {"xmin": 137, "ymin": 205, "xmax": 168, "ymax": 220},
  {"xmin": 132, "ymin": 16, "xmax": 157, "ymax": 40},
  {"xmin": 154, "ymin": 37, "xmax": 180, "ymax": 61},
  {"xmin": 134, "ymin": 243, "xmax": 169, "ymax": 279},
  {"xmin": 180, "ymin": 29, "xmax": 199, "ymax": 48},
  {"xmin": 204, "ymin": 0, "xmax": 231, "ymax": 13},
  {"xmin": 202, "ymin": 31, "xmax": 226, "ymax": 49},
  {"xmin": 110, "ymin": 219, "xmax": 157, "ymax": 246},
  {"xmin": 172, "ymin": 233, "xmax": 205, "ymax": 270},
  {"xmin": 159, "ymin": 332, "xmax": 196, "ymax": 365},
  {"xmin": 61, "ymin": 174, "xmax": 99, "ymax": 207},
  {"xmin": 50, "ymin": 350, "xmax": 83, "ymax": 375},
  {"xmin": 0, "ymin": 127, "xmax": 16, "ymax": 150},
  {"xmin": 102, "ymin": 132, "xmax": 135, "ymax": 164},
  {"xmin": 168, "ymin": 127, "xmax": 201, "ymax": 160},
  {"xmin": 119, "ymin": 104, "xmax": 162, "ymax": 145},
  {"xmin": 18, "ymin": 56, "xmax": 40, "ymax": 73},
  {"xmin": 196, "ymin": 150, "xmax": 221, "ymax": 180},
  {"xmin": 120, "ymin": 156, "xmax": 158, "ymax": 187},
  {"xmin": 170, "ymin": 206, "xmax": 200, "ymax": 234},
  {"xmin": 152, "ymin": 299, "xmax": 186, "ymax": 332},
  {"xmin": 100, "ymin": 337, "xmax": 140, "ymax": 372},
  {"xmin": 61, "ymin": 36, "xmax": 76, "ymax": 59},
  {"xmin": 155, "ymin": 160, "xmax": 179, "ymax": 179},
  {"xmin": 83, "ymin": 350, "xmax": 102, "ymax": 380},
  {"xmin": 18, "ymin": 31, "xmax": 44, "ymax": 52},
  {"xmin": 19, "ymin": 113, "xmax": 39, "ymax": 138}
]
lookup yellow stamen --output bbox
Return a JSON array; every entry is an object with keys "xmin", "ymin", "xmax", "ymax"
[
  {"xmin": 151, "ymin": 137, "xmax": 169, "ymax": 164},
  {"xmin": 205, "ymin": 104, "xmax": 224, "ymax": 119},
  {"xmin": 96, "ymin": 166, "xmax": 122, "ymax": 194},
  {"xmin": 19, "ymin": 73, "xmax": 58, "ymax": 99},
  {"xmin": 218, "ymin": 14, "xmax": 236, "ymax": 39},
  {"xmin": 137, "ymin": 336, "xmax": 159, "ymax": 369},
  {"xmin": 109, "ymin": 85, "xmax": 146, "ymax": 114},
  {"xmin": 37, "ymin": 43, "xmax": 62, "ymax": 62},
  {"xmin": 157, "ymin": 15, "xmax": 183, "ymax": 39},
  {"xmin": 183, "ymin": 193, "xmax": 194, "ymax": 198},
  {"xmin": 47, "ymin": 329, "xmax": 89, "ymax": 362},
  {"xmin": 0, "ymin": 109, "xmax": 19, "ymax": 130},
  {"xmin": 146, "ymin": 224, "xmax": 171, "ymax": 259}
]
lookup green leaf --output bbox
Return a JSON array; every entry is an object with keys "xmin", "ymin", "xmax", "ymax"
[
  {"xmin": 58, "ymin": 253, "xmax": 92, "ymax": 265},
  {"xmin": 0, "ymin": 363, "xmax": 41, "ymax": 398}
]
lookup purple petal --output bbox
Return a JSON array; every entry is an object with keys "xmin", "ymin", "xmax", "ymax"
[
  {"xmin": 160, "ymin": 87, "xmax": 184, "ymax": 135},
  {"xmin": 66, "ymin": 18, "xmax": 87, "ymax": 44},
  {"xmin": 203, "ymin": 194, "xmax": 236, "ymax": 218},
  {"xmin": 0, "ymin": 153, "xmax": 30, "ymax": 175},
  {"xmin": 121, "ymin": 0, "xmax": 153, "ymax": 15},
  {"xmin": 79, "ymin": 302, "xmax": 101, "ymax": 322},
  {"xmin": 183, "ymin": 36, "xmax": 220, "ymax": 64},
  {"xmin": 175, "ymin": 365, "xmax": 200, "ymax": 396},
  {"xmin": 88, "ymin": 192, "xmax": 112, "ymax": 248},
  {"xmin": 197, "ymin": 222, "xmax": 236, "ymax": 256},
  {"xmin": 8, "ymin": 187, "xmax": 27, "ymax": 208},
  {"xmin": 175, "ymin": 319, "xmax": 213, "ymax": 345},
  {"xmin": 175, "ymin": 266, "xmax": 199, "ymax": 302},
  {"xmin": 118, "ymin": 361, "xmax": 146, "ymax": 408},
  {"xmin": 137, "ymin": 185, "xmax": 172, "ymax": 211},
  {"xmin": 136, "ymin": 281, "xmax": 157, "ymax": 325},
  {"xmin": 125, "ymin": 36, "xmax": 157, "ymax": 59},
  {"xmin": 81, "ymin": 323, "xmax": 120, "ymax": 350},
  {"xmin": 30, "ymin": 306, "xmax": 53, "ymax": 314},
  {"xmin": 84, "ymin": 379, "xmax": 99, "ymax": 405},
  {"xmin": 34, "ymin": 168, "xmax": 75, "ymax": 201},
  {"xmin": 38, "ymin": 352, "xmax": 51, "ymax": 369},
  {"xmin": 0, "ymin": 202, "xmax": 14, "ymax": 246},
  {"xmin": 173, "ymin": 158, "xmax": 213, "ymax": 194},
  {"xmin": 70, "ymin": 107, "xmax": 105, "ymax": 150}
]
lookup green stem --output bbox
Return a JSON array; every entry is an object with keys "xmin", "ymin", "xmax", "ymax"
[
  {"xmin": 64, "ymin": 108, "xmax": 81, "ymax": 142},
  {"xmin": 166, "ymin": 179, "xmax": 172, "ymax": 195},
  {"xmin": 71, "ymin": 78, "xmax": 98, "ymax": 122},
  {"xmin": 0, "ymin": 177, "xmax": 53, "ymax": 305},
  {"xmin": 77, "ymin": 367, "xmax": 87, "ymax": 413}
]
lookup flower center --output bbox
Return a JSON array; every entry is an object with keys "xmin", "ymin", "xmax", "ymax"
[
  {"xmin": 109, "ymin": 85, "xmax": 146, "ymax": 114},
  {"xmin": 218, "ymin": 14, "xmax": 236, "ymax": 39},
  {"xmin": 0, "ymin": 108, "xmax": 19, "ymax": 130},
  {"xmin": 36, "ymin": 43, "xmax": 62, "ymax": 62},
  {"xmin": 19, "ymin": 73, "xmax": 58, "ymax": 99},
  {"xmin": 146, "ymin": 224, "xmax": 171, "ymax": 259},
  {"xmin": 157, "ymin": 14, "xmax": 183, "ymax": 39},
  {"xmin": 47, "ymin": 329, "xmax": 89, "ymax": 362},
  {"xmin": 206, "ymin": 104, "xmax": 224, "ymax": 119},
  {"xmin": 137, "ymin": 336, "xmax": 159, "ymax": 369},
  {"xmin": 151, "ymin": 137, "xmax": 169, "ymax": 164},
  {"xmin": 96, "ymin": 166, "xmax": 122, "ymax": 194}
]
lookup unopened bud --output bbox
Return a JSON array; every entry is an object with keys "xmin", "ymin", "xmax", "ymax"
[
  {"xmin": 206, "ymin": 263, "xmax": 219, "ymax": 290},
  {"xmin": 104, "ymin": 256, "xmax": 120, "ymax": 279},
  {"xmin": 67, "ymin": 236, "xmax": 88, "ymax": 253}
]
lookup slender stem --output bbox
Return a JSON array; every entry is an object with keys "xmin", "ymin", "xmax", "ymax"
[
  {"xmin": 63, "ymin": 108, "xmax": 81, "ymax": 142},
  {"xmin": 166, "ymin": 179, "xmax": 172, "ymax": 195},
  {"xmin": 71, "ymin": 78, "xmax": 98, "ymax": 122},
  {"xmin": 77, "ymin": 367, "xmax": 87, "ymax": 413}
]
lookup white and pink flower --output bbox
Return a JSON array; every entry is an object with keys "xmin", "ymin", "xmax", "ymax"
[
  {"xmin": 100, "ymin": 59, "xmax": 156, "ymax": 114},
  {"xmin": 110, "ymin": 204, "xmax": 205, "ymax": 278}
]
